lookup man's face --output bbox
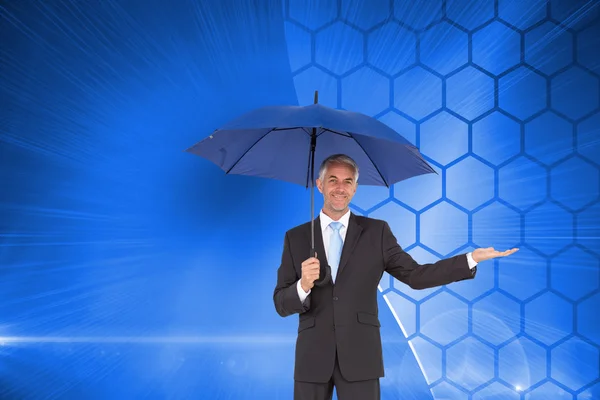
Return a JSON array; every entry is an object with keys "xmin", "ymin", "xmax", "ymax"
[{"xmin": 316, "ymin": 162, "xmax": 357, "ymax": 215}]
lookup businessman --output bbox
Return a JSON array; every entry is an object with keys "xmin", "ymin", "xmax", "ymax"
[{"xmin": 273, "ymin": 154, "xmax": 519, "ymax": 400}]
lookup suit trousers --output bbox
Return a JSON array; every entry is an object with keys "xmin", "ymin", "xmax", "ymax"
[{"xmin": 293, "ymin": 350, "xmax": 380, "ymax": 400}]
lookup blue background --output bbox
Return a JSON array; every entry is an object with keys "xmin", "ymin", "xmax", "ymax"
[{"xmin": 1, "ymin": 0, "xmax": 600, "ymax": 399}]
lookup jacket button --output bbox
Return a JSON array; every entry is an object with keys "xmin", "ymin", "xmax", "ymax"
[{"xmin": 333, "ymin": 297, "xmax": 339, "ymax": 301}]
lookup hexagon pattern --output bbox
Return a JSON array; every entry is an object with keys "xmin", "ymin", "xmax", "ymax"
[
  {"xmin": 499, "ymin": 337, "xmax": 547, "ymax": 391},
  {"xmin": 420, "ymin": 201, "xmax": 468, "ymax": 255},
  {"xmin": 446, "ymin": 337, "xmax": 494, "ymax": 390},
  {"xmin": 446, "ymin": 156, "xmax": 494, "ymax": 211},
  {"xmin": 578, "ymin": 292, "xmax": 600, "ymax": 344},
  {"xmin": 472, "ymin": 21, "xmax": 521, "ymax": 76},
  {"xmin": 578, "ymin": 112, "xmax": 600, "ymax": 163},
  {"xmin": 394, "ymin": 67, "xmax": 442, "ymax": 120},
  {"xmin": 472, "ymin": 291, "xmax": 521, "ymax": 346},
  {"xmin": 472, "ymin": 202, "xmax": 521, "ymax": 250},
  {"xmin": 551, "ymin": 67, "xmax": 600, "ymax": 120},
  {"xmin": 525, "ymin": 21, "xmax": 573, "ymax": 76},
  {"xmin": 526, "ymin": 382, "xmax": 573, "ymax": 399},
  {"xmin": 315, "ymin": 22, "xmax": 363, "ymax": 75},
  {"xmin": 578, "ymin": 383, "xmax": 600, "ymax": 400},
  {"xmin": 341, "ymin": 0, "xmax": 388, "ymax": 31},
  {"xmin": 386, "ymin": 291, "xmax": 417, "ymax": 337},
  {"xmin": 288, "ymin": 0, "xmax": 337, "ymax": 30},
  {"xmin": 420, "ymin": 111, "xmax": 468, "ymax": 166},
  {"xmin": 550, "ymin": 0, "xmax": 600, "ymax": 30},
  {"xmin": 472, "ymin": 111, "xmax": 520, "ymax": 166},
  {"xmin": 378, "ymin": 111, "xmax": 416, "ymax": 145},
  {"xmin": 498, "ymin": 67, "xmax": 547, "ymax": 121},
  {"xmin": 498, "ymin": 0, "xmax": 547, "ymax": 30},
  {"xmin": 341, "ymin": 67, "xmax": 389, "ymax": 116},
  {"xmin": 550, "ymin": 246, "xmax": 600, "ymax": 301},
  {"xmin": 293, "ymin": 67, "xmax": 338, "ymax": 108},
  {"xmin": 431, "ymin": 381, "xmax": 468, "ymax": 400},
  {"xmin": 524, "ymin": 202, "xmax": 574, "ymax": 256},
  {"xmin": 498, "ymin": 248, "xmax": 547, "ymax": 301},
  {"xmin": 368, "ymin": 22, "xmax": 416, "ymax": 75},
  {"xmin": 577, "ymin": 21, "xmax": 600, "ymax": 75},
  {"xmin": 446, "ymin": 66, "xmax": 495, "ymax": 120},
  {"xmin": 448, "ymin": 245, "xmax": 494, "ymax": 301},
  {"xmin": 393, "ymin": 0, "xmax": 443, "ymax": 30},
  {"xmin": 577, "ymin": 202, "xmax": 600, "ymax": 256},
  {"xmin": 420, "ymin": 21, "xmax": 469, "ymax": 75},
  {"xmin": 408, "ymin": 336, "xmax": 443, "ymax": 383},
  {"xmin": 393, "ymin": 164, "xmax": 442, "ymax": 211},
  {"xmin": 498, "ymin": 156, "xmax": 547, "ymax": 211},
  {"xmin": 473, "ymin": 382, "xmax": 520, "ymax": 400},
  {"xmin": 551, "ymin": 156, "xmax": 600, "ymax": 211},
  {"xmin": 283, "ymin": 3, "xmax": 600, "ymax": 398},
  {"xmin": 446, "ymin": 0, "xmax": 494, "ymax": 30},
  {"xmin": 371, "ymin": 202, "xmax": 416, "ymax": 248},
  {"xmin": 524, "ymin": 292, "xmax": 573, "ymax": 346},
  {"xmin": 420, "ymin": 292, "xmax": 468, "ymax": 345},
  {"xmin": 551, "ymin": 337, "xmax": 600, "ymax": 391},
  {"xmin": 350, "ymin": 184, "xmax": 389, "ymax": 211},
  {"xmin": 524, "ymin": 111, "xmax": 573, "ymax": 166}
]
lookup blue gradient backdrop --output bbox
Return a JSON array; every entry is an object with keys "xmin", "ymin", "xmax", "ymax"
[{"xmin": 1, "ymin": 0, "xmax": 600, "ymax": 399}]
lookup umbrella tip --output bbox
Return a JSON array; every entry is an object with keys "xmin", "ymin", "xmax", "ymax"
[{"xmin": 314, "ymin": 90, "xmax": 318, "ymax": 104}]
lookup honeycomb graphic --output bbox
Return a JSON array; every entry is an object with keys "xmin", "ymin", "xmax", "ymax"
[{"xmin": 284, "ymin": 0, "xmax": 600, "ymax": 398}]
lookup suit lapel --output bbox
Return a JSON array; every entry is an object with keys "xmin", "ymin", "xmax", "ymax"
[{"xmin": 337, "ymin": 212, "xmax": 363, "ymax": 278}]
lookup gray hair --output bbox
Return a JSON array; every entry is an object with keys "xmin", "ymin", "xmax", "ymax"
[{"xmin": 318, "ymin": 154, "xmax": 359, "ymax": 183}]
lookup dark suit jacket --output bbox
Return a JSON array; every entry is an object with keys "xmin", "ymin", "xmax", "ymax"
[{"xmin": 273, "ymin": 212, "xmax": 476, "ymax": 383}]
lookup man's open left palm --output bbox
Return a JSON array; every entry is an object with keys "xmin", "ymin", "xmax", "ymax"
[{"xmin": 473, "ymin": 247, "xmax": 519, "ymax": 263}]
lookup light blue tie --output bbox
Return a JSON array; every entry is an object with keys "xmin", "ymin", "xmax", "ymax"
[{"xmin": 328, "ymin": 221, "xmax": 343, "ymax": 283}]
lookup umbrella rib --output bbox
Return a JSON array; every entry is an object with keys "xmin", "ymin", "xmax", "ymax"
[
  {"xmin": 321, "ymin": 128, "xmax": 351, "ymax": 138},
  {"xmin": 320, "ymin": 128, "xmax": 389, "ymax": 186},
  {"xmin": 225, "ymin": 128, "xmax": 276, "ymax": 174},
  {"xmin": 272, "ymin": 127, "xmax": 306, "ymax": 132},
  {"xmin": 351, "ymin": 135, "xmax": 390, "ymax": 188}
]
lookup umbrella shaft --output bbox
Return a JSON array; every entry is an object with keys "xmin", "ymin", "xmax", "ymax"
[{"xmin": 310, "ymin": 130, "xmax": 316, "ymax": 256}]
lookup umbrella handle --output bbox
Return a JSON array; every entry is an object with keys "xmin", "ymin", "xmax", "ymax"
[
  {"xmin": 312, "ymin": 242, "xmax": 332, "ymax": 287},
  {"xmin": 313, "ymin": 251, "xmax": 331, "ymax": 287}
]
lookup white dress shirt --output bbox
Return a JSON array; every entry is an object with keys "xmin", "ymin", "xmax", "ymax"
[{"xmin": 297, "ymin": 210, "xmax": 478, "ymax": 302}]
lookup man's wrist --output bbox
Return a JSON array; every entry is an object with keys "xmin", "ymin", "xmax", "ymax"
[
  {"xmin": 466, "ymin": 251, "xmax": 478, "ymax": 268},
  {"xmin": 297, "ymin": 280, "xmax": 311, "ymax": 303}
]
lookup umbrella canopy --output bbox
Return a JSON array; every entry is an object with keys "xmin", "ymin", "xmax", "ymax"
[
  {"xmin": 185, "ymin": 92, "xmax": 437, "ymax": 286},
  {"xmin": 186, "ymin": 103, "xmax": 435, "ymax": 187}
]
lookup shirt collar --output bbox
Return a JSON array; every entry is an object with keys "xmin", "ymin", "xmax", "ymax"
[{"xmin": 320, "ymin": 209, "xmax": 351, "ymax": 232}]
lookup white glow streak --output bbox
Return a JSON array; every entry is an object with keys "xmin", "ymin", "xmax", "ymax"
[
  {"xmin": 379, "ymin": 284, "xmax": 433, "ymax": 397},
  {"xmin": 0, "ymin": 336, "xmax": 296, "ymax": 344}
]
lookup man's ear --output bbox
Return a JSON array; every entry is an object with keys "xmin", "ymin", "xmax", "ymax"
[{"xmin": 316, "ymin": 178, "xmax": 323, "ymax": 193}]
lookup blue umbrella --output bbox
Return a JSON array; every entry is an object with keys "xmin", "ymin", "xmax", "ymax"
[{"xmin": 185, "ymin": 92, "xmax": 437, "ymax": 285}]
